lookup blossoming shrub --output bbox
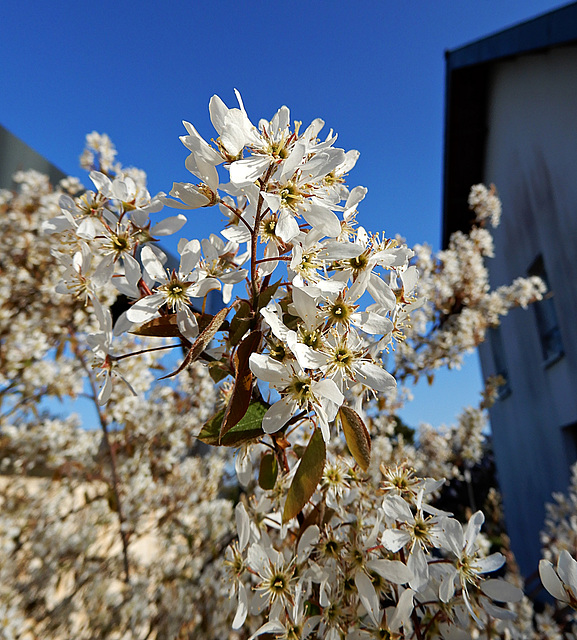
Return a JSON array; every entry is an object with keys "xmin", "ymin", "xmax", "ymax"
[{"xmin": 0, "ymin": 94, "xmax": 572, "ymax": 638}]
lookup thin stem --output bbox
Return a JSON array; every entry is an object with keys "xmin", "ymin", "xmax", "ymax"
[
  {"xmin": 250, "ymin": 164, "xmax": 275, "ymax": 304},
  {"xmin": 220, "ymin": 200, "xmax": 254, "ymax": 234},
  {"xmin": 254, "ymin": 256, "xmax": 291, "ymax": 265},
  {"xmin": 111, "ymin": 342, "xmax": 182, "ymax": 362},
  {"xmin": 74, "ymin": 344, "xmax": 132, "ymax": 583}
]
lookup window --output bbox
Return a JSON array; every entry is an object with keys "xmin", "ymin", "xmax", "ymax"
[
  {"xmin": 528, "ymin": 255, "xmax": 564, "ymax": 366},
  {"xmin": 562, "ymin": 422, "xmax": 577, "ymax": 471},
  {"xmin": 488, "ymin": 326, "xmax": 511, "ymax": 399}
]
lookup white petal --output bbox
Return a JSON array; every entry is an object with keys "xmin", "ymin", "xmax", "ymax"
[
  {"xmin": 480, "ymin": 579, "xmax": 523, "ymax": 603},
  {"xmin": 185, "ymin": 153, "xmax": 220, "ymax": 190},
  {"xmin": 179, "ymin": 239, "xmax": 201, "ymax": 275},
  {"xmin": 177, "ymin": 307, "xmax": 199, "ymax": 340},
  {"xmin": 357, "ymin": 361, "xmax": 396, "ymax": 392},
  {"xmin": 389, "ymin": 588, "xmax": 415, "ymax": 632},
  {"xmin": 476, "ymin": 552, "xmax": 505, "ymax": 574},
  {"xmin": 439, "ymin": 568, "xmax": 457, "ymax": 603},
  {"xmin": 439, "ymin": 518, "xmax": 464, "ymax": 556},
  {"xmin": 276, "ymin": 210, "xmax": 300, "ymax": 242},
  {"xmin": 355, "ymin": 572, "xmax": 380, "ymax": 625},
  {"xmin": 344, "ymin": 185, "xmax": 367, "ymax": 211},
  {"xmin": 539, "ymin": 560, "xmax": 568, "ymax": 602},
  {"xmin": 92, "ymin": 255, "xmax": 114, "ymax": 288},
  {"xmin": 247, "ymin": 543, "xmax": 268, "ymax": 573},
  {"xmin": 222, "ymin": 224, "xmax": 251, "ymax": 243},
  {"xmin": 261, "ymin": 305, "xmax": 289, "ymax": 342},
  {"xmin": 126, "ymin": 293, "xmax": 164, "ymax": 323},
  {"xmin": 235, "ymin": 448, "xmax": 252, "ymax": 487},
  {"xmin": 141, "ymin": 245, "xmax": 167, "ymax": 283},
  {"xmin": 408, "ymin": 545, "xmax": 429, "ymax": 592},
  {"xmin": 229, "ymin": 156, "xmax": 270, "ymax": 186},
  {"xmin": 558, "ymin": 550, "xmax": 577, "ymax": 592},
  {"xmin": 90, "ymin": 170, "xmax": 111, "ymax": 194},
  {"xmin": 381, "ymin": 529, "xmax": 411, "ymax": 553},
  {"xmin": 190, "ymin": 277, "xmax": 221, "ymax": 298},
  {"xmin": 232, "ymin": 582, "xmax": 248, "ymax": 630},
  {"xmin": 260, "ymin": 191, "xmax": 281, "ymax": 213},
  {"xmin": 301, "ymin": 203, "xmax": 341, "ymax": 238},
  {"xmin": 297, "ymin": 525, "xmax": 320, "ymax": 561},
  {"xmin": 112, "ymin": 310, "xmax": 135, "ymax": 336},
  {"xmin": 123, "ymin": 254, "xmax": 142, "ymax": 288},
  {"xmin": 368, "ymin": 273, "xmax": 397, "ymax": 311},
  {"xmin": 151, "ymin": 214, "xmax": 188, "ymax": 236},
  {"xmin": 258, "ymin": 242, "xmax": 279, "ymax": 277},
  {"xmin": 247, "ymin": 620, "xmax": 285, "ymax": 640},
  {"xmin": 98, "ymin": 374, "xmax": 113, "ymax": 405},
  {"xmin": 235, "ymin": 503, "xmax": 251, "ymax": 552},
  {"xmin": 320, "ymin": 240, "xmax": 366, "ymax": 260},
  {"xmin": 382, "ymin": 495, "xmax": 414, "ymax": 523},
  {"xmin": 249, "ymin": 354, "xmax": 290, "ymax": 385},
  {"xmin": 480, "ymin": 599, "xmax": 517, "ymax": 621},
  {"xmin": 168, "ymin": 182, "xmax": 210, "ymax": 208},
  {"xmin": 262, "ymin": 397, "xmax": 297, "ymax": 434},
  {"xmin": 208, "ymin": 95, "xmax": 228, "ymax": 134},
  {"xmin": 401, "ymin": 265, "xmax": 418, "ymax": 294},
  {"xmin": 351, "ymin": 311, "xmax": 393, "ymax": 336},
  {"xmin": 366, "ymin": 559, "xmax": 412, "ymax": 585},
  {"xmin": 312, "ymin": 377, "xmax": 344, "ymax": 406},
  {"xmin": 464, "ymin": 511, "xmax": 485, "ymax": 555},
  {"xmin": 291, "ymin": 341, "xmax": 327, "ymax": 370},
  {"xmin": 279, "ymin": 141, "xmax": 307, "ymax": 182},
  {"xmin": 130, "ymin": 208, "xmax": 149, "ymax": 226}
]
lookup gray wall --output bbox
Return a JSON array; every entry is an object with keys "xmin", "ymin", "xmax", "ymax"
[
  {"xmin": 0, "ymin": 124, "xmax": 66, "ymax": 189},
  {"xmin": 479, "ymin": 46, "xmax": 577, "ymax": 576}
]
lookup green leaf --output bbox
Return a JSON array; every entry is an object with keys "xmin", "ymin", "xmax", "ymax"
[
  {"xmin": 228, "ymin": 300, "xmax": 253, "ymax": 346},
  {"xmin": 208, "ymin": 359, "xmax": 232, "ymax": 383},
  {"xmin": 339, "ymin": 406, "xmax": 371, "ymax": 471},
  {"xmin": 196, "ymin": 409, "xmax": 225, "ymax": 446},
  {"xmin": 259, "ymin": 452, "xmax": 278, "ymax": 490},
  {"xmin": 197, "ymin": 401, "xmax": 268, "ymax": 447},
  {"xmin": 283, "ymin": 429, "xmax": 326, "ymax": 523},
  {"xmin": 257, "ymin": 280, "xmax": 282, "ymax": 310},
  {"xmin": 219, "ymin": 331, "xmax": 262, "ymax": 442},
  {"xmin": 221, "ymin": 401, "xmax": 267, "ymax": 446}
]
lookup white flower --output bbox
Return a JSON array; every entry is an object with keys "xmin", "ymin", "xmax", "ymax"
[
  {"xmin": 248, "ymin": 354, "xmax": 343, "ymax": 441},
  {"xmin": 126, "ymin": 243, "xmax": 219, "ymax": 338},
  {"xmin": 540, "ymin": 550, "xmax": 577, "ymax": 607}
]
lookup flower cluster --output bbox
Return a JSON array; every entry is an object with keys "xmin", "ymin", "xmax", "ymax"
[{"xmin": 0, "ymin": 94, "xmax": 572, "ymax": 639}]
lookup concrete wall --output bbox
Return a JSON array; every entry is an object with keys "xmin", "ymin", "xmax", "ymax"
[
  {"xmin": 0, "ymin": 124, "xmax": 66, "ymax": 189},
  {"xmin": 480, "ymin": 45, "xmax": 577, "ymax": 576}
]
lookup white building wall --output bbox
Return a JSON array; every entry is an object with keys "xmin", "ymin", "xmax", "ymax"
[{"xmin": 480, "ymin": 46, "xmax": 577, "ymax": 576}]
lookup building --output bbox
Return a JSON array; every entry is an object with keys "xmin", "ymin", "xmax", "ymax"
[
  {"xmin": 0, "ymin": 123, "xmax": 67, "ymax": 189},
  {"xmin": 443, "ymin": 2, "xmax": 577, "ymax": 577}
]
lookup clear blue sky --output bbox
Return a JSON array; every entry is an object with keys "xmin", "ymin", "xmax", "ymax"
[{"xmin": 0, "ymin": 0, "xmax": 568, "ymax": 428}]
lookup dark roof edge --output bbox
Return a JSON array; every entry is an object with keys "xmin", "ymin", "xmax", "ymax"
[{"xmin": 446, "ymin": 2, "xmax": 577, "ymax": 70}]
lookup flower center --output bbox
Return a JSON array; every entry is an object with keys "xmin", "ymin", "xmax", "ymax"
[
  {"xmin": 159, "ymin": 275, "xmax": 192, "ymax": 310},
  {"xmin": 289, "ymin": 375, "xmax": 313, "ymax": 405},
  {"xmin": 348, "ymin": 252, "xmax": 369, "ymax": 272},
  {"xmin": 269, "ymin": 341, "xmax": 288, "ymax": 362},
  {"xmin": 280, "ymin": 181, "xmax": 303, "ymax": 210},
  {"xmin": 300, "ymin": 328, "xmax": 322, "ymax": 350}
]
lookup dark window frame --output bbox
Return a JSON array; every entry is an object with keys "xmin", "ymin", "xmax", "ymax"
[{"xmin": 528, "ymin": 255, "xmax": 564, "ymax": 367}]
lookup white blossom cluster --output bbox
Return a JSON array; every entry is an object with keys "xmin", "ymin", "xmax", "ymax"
[
  {"xmin": 0, "ymin": 165, "xmax": 240, "ymax": 638},
  {"xmin": 402, "ymin": 186, "xmax": 544, "ymax": 379},
  {"xmin": 0, "ymin": 94, "xmax": 574, "ymax": 639}
]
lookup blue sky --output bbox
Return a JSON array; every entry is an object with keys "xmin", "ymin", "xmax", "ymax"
[{"xmin": 0, "ymin": 0, "xmax": 568, "ymax": 429}]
